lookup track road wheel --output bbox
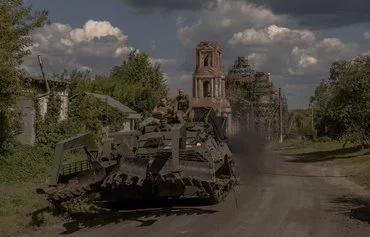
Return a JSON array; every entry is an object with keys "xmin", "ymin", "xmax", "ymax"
[
  {"xmin": 61, "ymin": 192, "xmax": 101, "ymax": 214},
  {"xmin": 208, "ymin": 189, "xmax": 225, "ymax": 205}
]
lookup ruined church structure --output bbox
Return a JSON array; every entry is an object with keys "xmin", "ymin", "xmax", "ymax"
[
  {"xmin": 190, "ymin": 41, "xmax": 234, "ymax": 136},
  {"xmin": 190, "ymin": 41, "xmax": 288, "ymax": 139},
  {"xmin": 226, "ymin": 56, "xmax": 288, "ymax": 140}
]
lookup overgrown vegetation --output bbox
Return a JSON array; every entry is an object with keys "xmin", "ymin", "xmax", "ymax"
[
  {"xmin": 0, "ymin": 0, "xmax": 48, "ymax": 154},
  {"xmin": 0, "ymin": 2, "xmax": 168, "ymax": 157},
  {"xmin": 286, "ymin": 109, "xmax": 316, "ymax": 140},
  {"xmin": 0, "ymin": 2, "xmax": 169, "ymax": 236},
  {"xmin": 284, "ymin": 56, "xmax": 370, "ymax": 145},
  {"xmin": 310, "ymin": 56, "xmax": 370, "ymax": 148},
  {"xmin": 35, "ymin": 93, "xmax": 126, "ymax": 148},
  {"xmin": 35, "ymin": 50, "xmax": 169, "ymax": 147},
  {"xmin": 63, "ymin": 50, "xmax": 168, "ymax": 118}
]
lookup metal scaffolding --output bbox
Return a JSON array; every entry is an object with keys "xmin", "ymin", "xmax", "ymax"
[{"xmin": 226, "ymin": 57, "xmax": 288, "ymax": 140}]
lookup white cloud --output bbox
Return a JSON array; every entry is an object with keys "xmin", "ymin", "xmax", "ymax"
[
  {"xmin": 176, "ymin": 0, "xmax": 282, "ymax": 48},
  {"xmin": 229, "ymin": 25, "xmax": 360, "ymax": 76},
  {"xmin": 23, "ymin": 20, "xmax": 135, "ymax": 75},
  {"xmin": 115, "ymin": 47, "xmax": 134, "ymax": 57},
  {"xmin": 22, "ymin": 20, "xmax": 175, "ymax": 77},
  {"xmin": 299, "ymin": 55, "xmax": 318, "ymax": 68},
  {"xmin": 68, "ymin": 20, "xmax": 127, "ymax": 43},
  {"xmin": 229, "ymin": 25, "xmax": 316, "ymax": 47},
  {"xmin": 364, "ymin": 32, "xmax": 370, "ymax": 40},
  {"xmin": 30, "ymin": 20, "xmax": 132, "ymax": 58},
  {"xmin": 290, "ymin": 38, "xmax": 359, "ymax": 75}
]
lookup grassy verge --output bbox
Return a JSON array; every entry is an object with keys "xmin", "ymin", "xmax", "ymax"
[
  {"xmin": 0, "ymin": 183, "xmax": 63, "ymax": 237},
  {"xmin": 272, "ymin": 139, "xmax": 370, "ymax": 189},
  {"xmin": 0, "ymin": 144, "xmax": 70, "ymax": 237}
]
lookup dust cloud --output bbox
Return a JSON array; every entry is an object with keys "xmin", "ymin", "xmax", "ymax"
[{"xmin": 227, "ymin": 128, "xmax": 271, "ymax": 181}]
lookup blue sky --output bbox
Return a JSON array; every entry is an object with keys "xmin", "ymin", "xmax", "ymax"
[{"xmin": 24, "ymin": 0, "xmax": 370, "ymax": 109}]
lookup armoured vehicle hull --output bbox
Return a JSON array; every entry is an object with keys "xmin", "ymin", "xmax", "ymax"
[{"xmin": 37, "ymin": 107, "xmax": 238, "ymax": 211}]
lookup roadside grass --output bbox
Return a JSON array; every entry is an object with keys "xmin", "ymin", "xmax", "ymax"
[
  {"xmin": 0, "ymin": 144, "xmax": 73, "ymax": 237},
  {"xmin": 272, "ymin": 139, "xmax": 370, "ymax": 189},
  {"xmin": 0, "ymin": 183, "xmax": 63, "ymax": 237}
]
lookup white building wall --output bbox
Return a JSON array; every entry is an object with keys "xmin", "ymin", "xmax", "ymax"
[
  {"xmin": 38, "ymin": 96, "xmax": 48, "ymax": 119},
  {"xmin": 58, "ymin": 91, "xmax": 69, "ymax": 121},
  {"xmin": 122, "ymin": 120, "xmax": 132, "ymax": 131}
]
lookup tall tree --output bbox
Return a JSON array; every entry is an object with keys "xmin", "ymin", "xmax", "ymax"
[
  {"xmin": 0, "ymin": 0, "xmax": 48, "ymax": 154},
  {"xmin": 110, "ymin": 50, "xmax": 168, "ymax": 116},
  {"xmin": 311, "ymin": 56, "xmax": 370, "ymax": 147},
  {"xmin": 331, "ymin": 57, "xmax": 370, "ymax": 147}
]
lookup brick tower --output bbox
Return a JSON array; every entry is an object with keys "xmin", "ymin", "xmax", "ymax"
[{"xmin": 191, "ymin": 41, "xmax": 234, "ymax": 136}]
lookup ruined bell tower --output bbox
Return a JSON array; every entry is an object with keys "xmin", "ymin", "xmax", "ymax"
[{"xmin": 191, "ymin": 41, "xmax": 234, "ymax": 135}]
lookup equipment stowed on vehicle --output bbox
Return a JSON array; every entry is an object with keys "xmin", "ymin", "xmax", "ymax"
[{"xmin": 37, "ymin": 106, "xmax": 239, "ymax": 211}]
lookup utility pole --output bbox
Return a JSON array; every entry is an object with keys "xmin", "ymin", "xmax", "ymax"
[
  {"xmin": 37, "ymin": 55, "xmax": 48, "ymax": 92},
  {"xmin": 279, "ymin": 88, "xmax": 283, "ymax": 144},
  {"xmin": 37, "ymin": 55, "xmax": 50, "ymax": 97}
]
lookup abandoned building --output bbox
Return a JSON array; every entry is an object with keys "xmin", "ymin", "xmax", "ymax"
[
  {"xmin": 189, "ymin": 42, "xmax": 288, "ymax": 138},
  {"xmin": 22, "ymin": 76, "xmax": 70, "ymax": 121},
  {"xmin": 71, "ymin": 92, "xmax": 141, "ymax": 131},
  {"xmin": 226, "ymin": 56, "xmax": 288, "ymax": 140},
  {"xmin": 190, "ymin": 41, "xmax": 234, "ymax": 136},
  {"xmin": 17, "ymin": 77, "xmax": 140, "ymax": 145},
  {"xmin": 17, "ymin": 77, "xmax": 71, "ymax": 145}
]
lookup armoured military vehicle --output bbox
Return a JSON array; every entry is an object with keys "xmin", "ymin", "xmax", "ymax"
[{"xmin": 37, "ymin": 106, "xmax": 238, "ymax": 211}]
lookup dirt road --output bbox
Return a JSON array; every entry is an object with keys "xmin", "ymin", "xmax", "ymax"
[{"xmin": 24, "ymin": 138, "xmax": 370, "ymax": 237}]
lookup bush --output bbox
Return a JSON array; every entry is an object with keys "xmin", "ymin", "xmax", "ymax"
[{"xmin": 0, "ymin": 144, "xmax": 52, "ymax": 184}]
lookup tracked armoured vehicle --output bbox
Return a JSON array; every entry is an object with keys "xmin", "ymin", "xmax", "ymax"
[{"xmin": 37, "ymin": 107, "xmax": 238, "ymax": 211}]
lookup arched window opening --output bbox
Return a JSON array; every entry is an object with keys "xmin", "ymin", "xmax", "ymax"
[
  {"xmin": 203, "ymin": 81, "xmax": 211, "ymax": 97},
  {"xmin": 204, "ymin": 52, "xmax": 212, "ymax": 67}
]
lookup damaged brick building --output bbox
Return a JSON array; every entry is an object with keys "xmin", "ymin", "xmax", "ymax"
[
  {"xmin": 190, "ymin": 41, "xmax": 234, "ymax": 136},
  {"xmin": 189, "ymin": 42, "xmax": 288, "ymax": 138},
  {"xmin": 226, "ymin": 56, "xmax": 288, "ymax": 140}
]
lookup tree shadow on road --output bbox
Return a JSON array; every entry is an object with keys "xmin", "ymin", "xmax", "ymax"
[
  {"xmin": 59, "ymin": 199, "xmax": 218, "ymax": 235},
  {"xmin": 286, "ymin": 146, "xmax": 365, "ymax": 163},
  {"xmin": 331, "ymin": 196, "xmax": 370, "ymax": 223}
]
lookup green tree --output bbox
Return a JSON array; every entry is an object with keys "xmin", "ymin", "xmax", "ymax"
[
  {"xmin": 310, "ymin": 81, "xmax": 342, "ymax": 138},
  {"xmin": 68, "ymin": 94, "xmax": 126, "ymax": 135},
  {"xmin": 48, "ymin": 50, "xmax": 169, "ymax": 145},
  {"xmin": 331, "ymin": 57, "xmax": 370, "ymax": 147},
  {"xmin": 0, "ymin": 0, "xmax": 48, "ymax": 154},
  {"xmin": 110, "ymin": 50, "xmax": 168, "ymax": 116},
  {"xmin": 311, "ymin": 56, "xmax": 370, "ymax": 148},
  {"xmin": 286, "ymin": 109, "xmax": 315, "ymax": 140}
]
